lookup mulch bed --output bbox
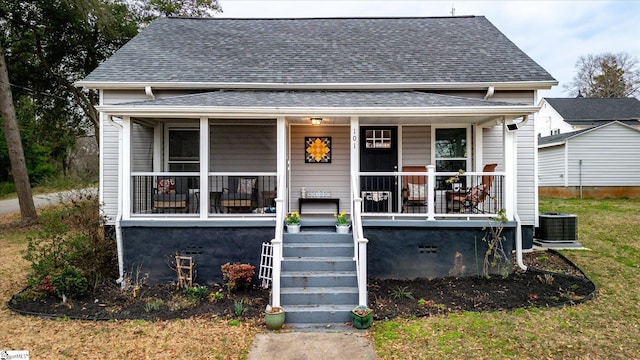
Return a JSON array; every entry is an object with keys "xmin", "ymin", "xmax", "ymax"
[{"xmin": 8, "ymin": 250, "xmax": 595, "ymax": 321}]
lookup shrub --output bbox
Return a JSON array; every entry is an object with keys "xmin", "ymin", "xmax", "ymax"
[
  {"xmin": 208, "ymin": 290, "xmax": 224, "ymax": 303},
  {"xmin": 22, "ymin": 193, "xmax": 117, "ymax": 291},
  {"xmin": 51, "ymin": 264, "xmax": 88, "ymax": 301},
  {"xmin": 221, "ymin": 262, "xmax": 255, "ymax": 292},
  {"xmin": 183, "ymin": 286, "xmax": 208, "ymax": 302}
]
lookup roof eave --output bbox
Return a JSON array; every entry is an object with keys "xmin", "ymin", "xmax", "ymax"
[
  {"xmin": 538, "ymin": 141, "xmax": 566, "ymax": 148},
  {"xmin": 77, "ymin": 80, "xmax": 558, "ymax": 91},
  {"xmin": 96, "ymin": 104, "xmax": 540, "ymax": 118}
]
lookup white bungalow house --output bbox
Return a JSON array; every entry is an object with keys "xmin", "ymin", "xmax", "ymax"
[
  {"xmin": 536, "ymin": 97, "xmax": 640, "ymax": 137},
  {"xmin": 78, "ymin": 16, "xmax": 556, "ymax": 323},
  {"xmin": 537, "ymin": 97, "xmax": 640, "ymax": 198},
  {"xmin": 538, "ymin": 121, "xmax": 640, "ymax": 198}
]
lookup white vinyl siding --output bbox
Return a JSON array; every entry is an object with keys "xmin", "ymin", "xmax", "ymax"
[
  {"xmin": 290, "ymin": 125, "xmax": 351, "ymax": 213},
  {"xmin": 401, "ymin": 125, "xmax": 431, "ymax": 166},
  {"xmin": 493, "ymin": 91, "xmax": 536, "ymax": 225},
  {"xmin": 566, "ymin": 123, "xmax": 640, "ymax": 186},
  {"xmin": 132, "ymin": 123, "xmax": 154, "ymax": 172},
  {"xmin": 102, "ymin": 120, "xmax": 120, "ymax": 224},
  {"xmin": 102, "ymin": 90, "xmax": 150, "ymax": 224},
  {"xmin": 482, "ymin": 125, "xmax": 504, "ymax": 169},
  {"xmin": 101, "ymin": 90, "xmax": 235, "ymax": 223},
  {"xmin": 538, "ymin": 145, "xmax": 566, "ymax": 186}
]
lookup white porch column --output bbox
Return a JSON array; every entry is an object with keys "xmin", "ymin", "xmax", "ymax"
[
  {"xmin": 474, "ymin": 125, "xmax": 483, "ymax": 171},
  {"xmin": 122, "ymin": 116, "xmax": 132, "ymax": 220},
  {"xmin": 503, "ymin": 121, "xmax": 516, "ymax": 219},
  {"xmin": 350, "ymin": 116, "xmax": 360, "ymax": 214},
  {"xmin": 277, "ymin": 116, "xmax": 287, "ymax": 205},
  {"xmin": 271, "ymin": 116, "xmax": 287, "ymax": 308},
  {"xmin": 199, "ymin": 117, "xmax": 209, "ymax": 219},
  {"xmin": 153, "ymin": 125, "xmax": 162, "ymax": 172}
]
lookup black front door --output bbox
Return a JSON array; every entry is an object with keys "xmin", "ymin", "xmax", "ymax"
[{"xmin": 360, "ymin": 127, "xmax": 398, "ymax": 212}]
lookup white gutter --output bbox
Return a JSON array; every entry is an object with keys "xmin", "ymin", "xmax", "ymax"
[
  {"xmin": 76, "ymin": 80, "xmax": 558, "ymax": 91},
  {"xmin": 107, "ymin": 115, "xmax": 126, "ymax": 285},
  {"xmin": 96, "ymin": 105, "xmax": 541, "ymax": 118}
]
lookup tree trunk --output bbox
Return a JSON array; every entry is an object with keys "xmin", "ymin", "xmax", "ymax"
[{"xmin": 0, "ymin": 45, "xmax": 38, "ymax": 225}]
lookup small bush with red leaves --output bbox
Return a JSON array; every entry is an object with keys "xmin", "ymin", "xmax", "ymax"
[
  {"xmin": 221, "ymin": 262, "xmax": 255, "ymax": 292},
  {"xmin": 39, "ymin": 277, "xmax": 55, "ymax": 294}
]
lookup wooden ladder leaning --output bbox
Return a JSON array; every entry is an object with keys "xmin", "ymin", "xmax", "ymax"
[{"xmin": 175, "ymin": 255, "xmax": 194, "ymax": 288}]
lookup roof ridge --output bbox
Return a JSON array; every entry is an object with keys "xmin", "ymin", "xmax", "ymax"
[{"xmin": 165, "ymin": 16, "xmax": 480, "ymax": 21}]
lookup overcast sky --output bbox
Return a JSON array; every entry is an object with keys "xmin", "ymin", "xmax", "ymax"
[{"xmin": 217, "ymin": 0, "xmax": 640, "ymax": 99}]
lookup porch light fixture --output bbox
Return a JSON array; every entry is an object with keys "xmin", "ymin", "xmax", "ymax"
[{"xmin": 310, "ymin": 118, "xmax": 323, "ymax": 126}]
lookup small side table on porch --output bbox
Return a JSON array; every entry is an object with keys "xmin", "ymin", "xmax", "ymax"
[
  {"xmin": 299, "ymin": 198, "xmax": 340, "ymax": 214},
  {"xmin": 446, "ymin": 190, "xmax": 466, "ymax": 213}
]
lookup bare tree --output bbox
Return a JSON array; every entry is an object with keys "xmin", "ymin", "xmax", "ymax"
[
  {"xmin": 564, "ymin": 52, "xmax": 640, "ymax": 98},
  {"xmin": 0, "ymin": 45, "xmax": 38, "ymax": 225}
]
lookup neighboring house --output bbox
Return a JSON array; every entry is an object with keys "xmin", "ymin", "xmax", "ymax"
[
  {"xmin": 536, "ymin": 97, "xmax": 640, "ymax": 137},
  {"xmin": 78, "ymin": 16, "xmax": 556, "ymax": 322},
  {"xmin": 538, "ymin": 121, "xmax": 640, "ymax": 198},
  {"xmin": 537, "ymin": 97, "xmax": 640, "ymax": 198}
]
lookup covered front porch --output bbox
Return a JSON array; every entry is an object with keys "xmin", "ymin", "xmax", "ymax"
[
  {"xmin": 101, "ymin": 90, "xmax": 537, "ymax": 309},
  {"xmin": 101, "ymin": 90, "xmax": 535, "ymax": 224}
]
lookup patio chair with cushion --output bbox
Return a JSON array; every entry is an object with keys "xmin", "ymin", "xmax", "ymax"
[
  {"xmin": 402, "ymin": 165, "xmax": 428, "ymax": 213},
  {"xmin": 153, "ymin": 176, "xmax": 189, "ymax": 212},
  {"xmin": 448, "ymin": 163, "xmax": 498, "ymax": 213},
  {"xmin": 221, "ymin": 176, "xmax": 258, "ymax": 213}
]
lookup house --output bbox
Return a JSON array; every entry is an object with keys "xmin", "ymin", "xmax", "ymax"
[
  {"xmin": 537, "ymin": 97, "xmax": 640, "ymax": 198},
  {"xmin": 536, "ymin": 97, "xmax": 640, "ymax": 137},
  {"xmin": 538, "ymin": 121, "xmax": 640, "ymax": 198},
  {"xmin": 77, "ymin": 16, "xmax": 556, "ymax": 322}
]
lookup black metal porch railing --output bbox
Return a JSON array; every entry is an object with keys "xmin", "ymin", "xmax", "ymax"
[
  {"xmin": 132, "ymin": 174, "xmax": 199, "ymax": 214},
  {"xmin": 359, "ymin": 170, "xmax": 504, "ymax": 216},
  {"xmin": 208, "ymin": 174, "xmax": 277, "ymax": 214},
  {"xmin": 131, "ymin": 174, "xmax": 277, "ymax": 215}
]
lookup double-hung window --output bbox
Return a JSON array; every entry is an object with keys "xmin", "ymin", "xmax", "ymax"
[
  {"xmin": 167, "ymin": 128, "xmax": 199, "ymax": 172},
  {"xmin": 434, "ymin": 127, "xmax": 470, "ymax": 190}
]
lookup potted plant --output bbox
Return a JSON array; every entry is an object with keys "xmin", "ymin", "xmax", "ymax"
[
  {"xmin": 334, "ymin": 210, "xmax": 351, "ymax": 234},
  {"xmin": 264, "ymin": 305, "xmax": 285, "ymax": 330},
  {"xmin": 285, "ymin": 211, "xmax": 301, "ymax": 233},
  {"xmin": 445, "ymin": 169, "xmax": 465, "ymax": 192},
  {"xmin": 350, "ymin": 305, "xmax": 373, "ymax": 329}
]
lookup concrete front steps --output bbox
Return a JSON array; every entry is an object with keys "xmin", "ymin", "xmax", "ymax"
[{"xmin": 281, "ymin": 231, "xmax": 358, "ymax": 325}]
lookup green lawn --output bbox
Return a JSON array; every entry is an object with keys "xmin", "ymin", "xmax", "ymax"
[{"xmin": 371, "ymin": 197, "xmax": 640, "ymax": 359}]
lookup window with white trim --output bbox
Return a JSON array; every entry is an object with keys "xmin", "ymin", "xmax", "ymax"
[
  {"xmin": 167, "ymin": 128, "xmax": 199, "ymax": 172},
  {"xmin": 434, "ymin": 127, "xmax": 469, "ymax": 190}
]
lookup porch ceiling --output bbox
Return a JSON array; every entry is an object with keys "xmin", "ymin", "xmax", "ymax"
[{"xmin": 98, "ymin": 90, "xmax": 539, "ymax": 122}]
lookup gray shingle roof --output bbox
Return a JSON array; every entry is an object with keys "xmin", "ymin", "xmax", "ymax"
[
  {"xmin": 83, "ymin": 16, "xmax": 555, "ymax": 85},
  {"xmin": 117, "ymin": 90, "xmax": 522, "ymax": 108},
  {"xmin": 538, "ymin": 120, "xmax": 640, "ymax": 146},
  {"xmin": 545, "ymin": 97, "xmax": 640, "ymax": 122},
  {"xmin": 538, "ymin": 127, "xmax": 592, "ymax": 146}
]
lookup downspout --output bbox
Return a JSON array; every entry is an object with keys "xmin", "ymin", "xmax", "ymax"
[
  {"xmin": 108, "ymin": 115, "xmax": 125, "ymax": 285},
  {"xmin": 483, "ymin": 86, "xmax": 495, "ymax": 100},
  {"xmin": 507, "ymin": 115, "xmax": 529, "ymax": 271},
  {"xmin": 144, "ymin": 86, "xmax": 155, "ymax": 100},
  {"xmin": 579, "ymin": 160, "xmax": 583, "ymax": 199},
  {"xmin": 514, "ymin": 213, "xmax": 527, "ymax": 271}
]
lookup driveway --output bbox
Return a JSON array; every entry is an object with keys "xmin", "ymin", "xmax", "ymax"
[{"xmin": 0, "ymin": 188, "xmax": 98, "ymax": 215}]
